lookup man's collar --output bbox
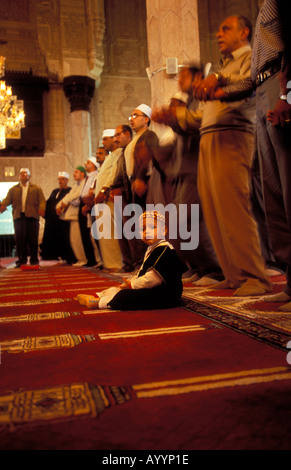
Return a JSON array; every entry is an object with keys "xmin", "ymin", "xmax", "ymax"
[
  {"xmin": 110, "ymin": 147, "xmax": 123, "ymax": 155},
  {"xmin": 221, "ymin": 44, "xmax": 251, "ymax": 63},
  {"xmin": 135, "ymin": 127, "xmax": 148, "ymax": 136}
]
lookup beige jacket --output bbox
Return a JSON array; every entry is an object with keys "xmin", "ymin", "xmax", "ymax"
[{"xmin": 2, "ymin": 182, "xmax": 46, "ymax": 220}]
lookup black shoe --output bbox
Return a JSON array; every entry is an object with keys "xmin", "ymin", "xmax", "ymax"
[
  {"xmin": 15, "ymin": 259, "xmax": 27, "ymax": 267},
  {"xmin": 91, "ymin": 262, "xmax": 103, "ymax": 269},
  {"xmin": 119, "ymin": 266, "xmax": 134, "ymax": 273}
]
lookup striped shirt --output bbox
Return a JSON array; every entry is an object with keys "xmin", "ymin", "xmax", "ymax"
[{"xmin": 222, "ymin": 0, "xmax": 291, "ymax": 99}]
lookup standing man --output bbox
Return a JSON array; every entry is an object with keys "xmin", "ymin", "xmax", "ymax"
[
  {"xmin": 56, "ymin": 166, "xmax": 88, "ymax": 266},
  {"xmin": 109, "ymin": 124, "xmax": 147, "ymax": 272},
  {"xmin": 0, "ymin": 168, "xmax": 46, "ymax": 268},
  {"xmin": 201, "ymin": 2, "xmax": 291, "ymax": 308},
  {"xmin": 96, "ymin": 146, "xmax": 108, "ymax": 167},
  {"xmin": 151, "ymin": 64, "xmax": 223, "ymax": 285},
  {"xmin": 93, "ymin": 129, "xmax": 123, "ymax": 272},
  {"xmin": 253, "ymin": 1, "xmax": 291, "ymax": 309},
  {"xmin": 94, "ymin": 129, "xmax": 119, "ymax": 204},
  {"xmin": 40, "ymin": 171, "xmax": 74, "ymax": 263},
  {"xmin": 79, "ymin": 156, "xmax": 100, "ymax": 267},
  {"xmin": 109, "ymin": 125, "xmax": 133, "ymax": 205},
  {"xmin": 127, "ymin": 104, "xmax": 159, "ymax": 209},
  {"xmin": 159, "ymin": 16, "xmax": 271, "ymax": 296}
]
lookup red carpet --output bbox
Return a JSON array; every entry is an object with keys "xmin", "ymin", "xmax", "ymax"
[{"xmin": 0, "ymin": 264, "xmax": 291, "ymax": 450}]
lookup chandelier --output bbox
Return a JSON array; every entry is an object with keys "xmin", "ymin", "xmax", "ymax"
[{"xmin": 0, "ymin": 56, "xmax": 25, "ymax": 149}]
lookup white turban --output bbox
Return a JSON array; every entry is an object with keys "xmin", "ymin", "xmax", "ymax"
[
  {"xmin": 58, "ymin": 171, "xmax": 69, "ymax": 179},
  {"xmin": 102, "ymin": 129, "xmax": 115, "ymax": 138},
  {"xmin": 88, "ymin": 156, "xmax": 99, "ymax": 168},
  {"xmin": 136, "ymin": 104, "xmax": 152, "ymax": 119}
]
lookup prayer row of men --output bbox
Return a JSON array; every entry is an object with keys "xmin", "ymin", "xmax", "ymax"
[{"xmin": 1, "ymin": 4, "xmax": 291, "ymax": 311}]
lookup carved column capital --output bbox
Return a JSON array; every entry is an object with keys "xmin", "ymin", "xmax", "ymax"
[{"xmin": 63, "ymin": 75, "xmax": 95, "ymax": 112}]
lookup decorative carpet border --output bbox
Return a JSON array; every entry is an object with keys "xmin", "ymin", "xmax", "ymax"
[
  {"xmin": 1, "ymin": 367, "xmax": 291, "ymax": 429},
  {"xmin": 180, "ymin": 297, "xmax": 290, "ymax": 352}
]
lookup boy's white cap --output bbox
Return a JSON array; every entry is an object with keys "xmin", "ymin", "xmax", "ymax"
[
  {"xmin": 102, "ymin": 129, "xmax": 115, "ymax": 138},
  {"xmin": 139, "ymin": 210, "xmax": 166, "ymax": 224},
  {"xmin": 58, "ymin": 171, "xmax": 69, "ymax": 179},
  {"xmin": 136, "ymin": 104, "xmax": 152, "ymax": 119}
]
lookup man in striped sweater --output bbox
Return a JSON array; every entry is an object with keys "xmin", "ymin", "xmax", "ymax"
[{"xmin": 195, "ymin": 0, "xmax": 291, "ymax": 310}]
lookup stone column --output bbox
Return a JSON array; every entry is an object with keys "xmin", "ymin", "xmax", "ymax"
[
  {"xmin": 146, "ymin": 0, "xmax": 200, "ymax": 109},
  {"xmin": 63, "ymin": 75, "xmax": 95, "ymax": 169}
]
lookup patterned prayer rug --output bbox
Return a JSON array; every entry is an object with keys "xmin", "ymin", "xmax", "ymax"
[{"xmin": 182, "ymin": 274, "xmax": 291, "ymax": 351}]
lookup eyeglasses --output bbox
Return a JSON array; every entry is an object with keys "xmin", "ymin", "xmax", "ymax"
[
  {"xmin": 128, "ymin": 113, "xmax": 144, "ymax": 120},
  {"xmin": 114, "ymin": 131, "xmax": 125, "ymax": 138}
]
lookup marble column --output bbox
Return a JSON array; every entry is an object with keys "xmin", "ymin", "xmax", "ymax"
[
  {"xmin": 63, "ymin": 75, "xmax": 96, "ymax": 169},
  {"xmin": 146, "ymin": 0, "xmax": 200, "ymax": 110}
]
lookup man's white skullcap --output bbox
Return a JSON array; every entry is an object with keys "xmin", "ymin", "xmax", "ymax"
[
  {"xmin": 20, "ymin": 168, "xmax": 30, "ymax": 175},
  {"xmin": 102, "ymin": 129, "xmax": 115, "ymax": 138},
  {"xmin": 136, "ymin": 104, "xmax": 152, "ymax": 119},
  {"xmin": 88, "ymin": 156, "xmax": 99, "ymax": 168},
  {"xmin": 58, "ymin": 171, "xmax": 69, "ymax": 179}
]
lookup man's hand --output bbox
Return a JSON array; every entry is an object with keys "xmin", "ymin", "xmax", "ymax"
[
  {"xmin": 56, "ymin": 202, "xmax": 66, "ymax": 215},
  {"xmin": 151, "ymin": 106, "xmax": 177, "ymax": 126},
  {"xmin": 120, "ymin": 279, "xmax": 132, "ymax": 290},
  {"xmin": 193, "ymin": 74, "xmax": 218, "ymax": 101},
  {"xmin": 108, "ymin": 188, "xmax": 122, "ymax": 202},
  {"xmin": 94, "ymin": 188, "xmax": 107, "ymax": 204},
  {"xmin": 193, "ymin": 73, "xmax": 227, "ymax": 101},
  {"xmin": 213, "ymin": 87, "xmax": 228, "ymax": 100},
  {"xmin": 267, "ymin": 99, "xmax": 291, "ymax": 127},
  {"xmin": 0, "ymin": 203, "xmax": 7, "ymax": 214},
  {"xmin": 131, "ymin": 178, "xmax": 147, "ymax": 197}
]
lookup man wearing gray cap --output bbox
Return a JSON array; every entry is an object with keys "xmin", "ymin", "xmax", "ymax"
[{"xmin": 0, "ymin": 168, "xmax": 46, "ymax": 268}]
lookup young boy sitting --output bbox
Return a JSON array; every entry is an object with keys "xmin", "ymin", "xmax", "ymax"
[{"xmin": 75, "ymin": 210, "xmax": 186, "ymax": 310}]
